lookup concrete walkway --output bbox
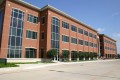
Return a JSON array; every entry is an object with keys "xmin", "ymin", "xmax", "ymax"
[{"xmin": 0, "ymin": 59, "xmax": 118, "ymax": 74}]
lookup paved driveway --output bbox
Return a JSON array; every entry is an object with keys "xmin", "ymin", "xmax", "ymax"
[{"xmin": 0, "ymin": 60, "xmax": 120, "ymax": 80}]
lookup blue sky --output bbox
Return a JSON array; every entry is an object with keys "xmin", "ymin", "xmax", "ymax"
[{"xmin": 24, "ymin": 0, "xmax": 120, "ymax": 54}]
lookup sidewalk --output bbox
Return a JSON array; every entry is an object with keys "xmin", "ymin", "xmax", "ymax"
[{"xmin": 0, "ymin": 59, "xmax": 118, "ymax": 74}]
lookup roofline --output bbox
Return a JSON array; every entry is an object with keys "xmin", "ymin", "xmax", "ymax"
[
  {"xmin": 99, "ymin": 34, "xmax": 116, "ymax": 42},
  {"xmin": 40, "ymin": 5, "xmax": 98, "ymax": 32},
  {"xmin": 14, "ymin": 0, "xmax": 40, "ymax": 11}
]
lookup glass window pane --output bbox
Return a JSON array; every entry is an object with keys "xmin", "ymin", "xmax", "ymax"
[
  {"xmin": 18, "ymin": 13, "xmax": 22, "ymax": 19},
  {"xmin": 17, "ymin": 29, "xmax": 21, "ymax": 36},
  {"xmin": 16, "ymin": 37, "xmax": 20, "ymax": 46},
  {"xmin": 18, "ymin": 19, "xmax": 22, "ymax": 28},
  {"xmin": 12, "ymin": 27, "xmax": 16, "ymax": 36},
  {"xmin": 13, "ymin": 18, "xmax": 17, "ymax": 27},
  {"xmin": 15, "ymin": 50, "xmax": 19, "ymax": 58},
  {"xmin": 11, "ymin": 36, "xmax": 15, "ymax": 46},
  {"xmin": 14, "ymin": 12, "xmax": 18, "ymax": 18},
  {"xmin": 10, "ymin": 49, "xmax": 14, "ymax": 58}
]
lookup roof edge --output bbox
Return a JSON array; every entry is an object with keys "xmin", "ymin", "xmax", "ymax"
[
  {"xmin": 14, "ymin": 0, "xmax": 40, "ymax": 11},
  {"xmin": 40, "ymin": 5, "xmax": 98, "ymax": 32},
  {"xmin": 99, "ymin": 34, "xmax": 116, "ymax": 42}
]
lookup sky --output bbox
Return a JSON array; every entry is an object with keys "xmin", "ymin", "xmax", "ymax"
[{"xmin": 24, "ymin": 0, "xmax": 120, "ymax": 54}]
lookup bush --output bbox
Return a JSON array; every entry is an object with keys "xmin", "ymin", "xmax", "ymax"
[
  {"xmin": 62, "ymin": 50, "xmax": 70, "ymax": 61},
  {"xmin": 84, "ymin": 52, "xmax": 89, "ymax": 59},
  {"xmin": 71, "ymin": 51, "xmax": 78, "ymax": 61},
  {"xmin": 93, "ymin": 52, "xmax": 98, "ymax": 59},
  {"xmin": 47, "ymin": 49, "xmax": 57, "ymax": 59},
  {"xmin": 78, "ymin": 51, "xmax": 84, "ymax": 60},
  {"xmin": 89, "ymin": 52, "xmax": 94, "ymax": 59}
]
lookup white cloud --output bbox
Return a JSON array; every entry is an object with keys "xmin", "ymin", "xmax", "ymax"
[
  {"xmin": 97, "ymin": 28, "xmax": 105, "ymax": 32},
  {"xmin": 112, "ymin": 12, "xmax": 119, "ymax": 17},
  {"xmin": 113, "ymin": 33, "xmax": 120, "ymax": 37}
]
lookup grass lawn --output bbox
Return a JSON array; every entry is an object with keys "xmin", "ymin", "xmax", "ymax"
[
  {"xmin": 0, "ymin": 62, "xmax": 39, "ymax": 68},
  {"xmin": 0, "ymin": 63, "xmax": 18, "ymax": 68}
]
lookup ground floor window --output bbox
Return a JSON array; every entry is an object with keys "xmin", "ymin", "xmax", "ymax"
[{"xmin": 25, "ymin": 48, "xmax": 36, "ymax": 58}]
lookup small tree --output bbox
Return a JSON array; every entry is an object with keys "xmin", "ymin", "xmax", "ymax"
[
  {"xmin": 47, "ymin": 49, "xmax": 57, "ymax": 60},
  {"xmin": 89, "ymin": 52, "xmax": 94, "ymax": 60},
  {"xmin": 93, "ymin": 52, "xmax": 98, "ymax": 59},
  {"xmin": 84, "ymin": 52, "xmax": 89, "ymax": 60},
  {"xmin": 78, "ymin": 51, "xmax": 84, "ymax": 60},
  {"xmin": 71, "ymin": 51, "xmax": 78, "ymax": 61},
  {"xmin": 62, "ymin": 50, "xmax": 70, "ymax": 61}
]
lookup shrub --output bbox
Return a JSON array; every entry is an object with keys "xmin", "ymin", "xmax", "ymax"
[
  {"xmin": 93, "ymin": 52, "xmax": 98, "ymax": 59},
  {"xmin": 62, "ymin": 50, "xmax": 70, "ymax": 61},
  {"xmin": 78, "ymin": 51, "xmax": 84, "ymax": 60},
  {"xmin": 47, "ymin": 49, "xmax": 57, "ymax": 59},
  {"xmin": 84, "ymin": 52, "xmax": 89, "ymax": 59},
  {"xmin": 71, "ymin": 51, "xmax": 78, "ymax": 61},
  {"xmin": 89, "ymin": 52, "xmax": 94, "ymax": 59}
]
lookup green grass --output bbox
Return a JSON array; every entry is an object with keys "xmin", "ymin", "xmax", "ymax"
[
  {"xmin": 0, "ymin": 63, "xmax": 18, "ymax": 68},
  {"xmin": 9, "ymin": 62, "xmax": 39, "ymax": 64}
]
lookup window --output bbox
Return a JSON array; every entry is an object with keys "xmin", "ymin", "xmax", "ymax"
[
  {"xmin": 89, "ymin": 33, "xmax": 92, "ymax": 37},
  {"xmin": 26, "ymin": 30, "xmax": 37, "ymax": 39},
  {"xmin": 62, "ymin": 21, "xmax": 69, "ymax": 29},
  {"xmin": 71, "ymin": 25, "xmax": 77, "ymax": 32},
  {"xmin": 78, "ymin": 39, "xmax": 83, "ymax": 45},
  {"xmin": 42, "ymin": 16, "xmax": 45, "ymax": 24},
  {"xmin": 0, "ymin": 9, "xmax": 4, "ymax": 38},
  {"xmin": 25, "ymin": 48, "xmax": 36, "ymax": 58},
  {"xmin": 71, "ymin": 37, "xmax": 77, "ymax": 44},
  {"xmin": 51, "ymin": 17, "xmax": 60, "ymax": 52},
  {"xmin": 94, "ymin": 35, "xmax": 97, "ymax": 39},
  {"xmin": 94, "ymin": 44, "xmax": 97, "ymax": 48},
  {"xmin": 84, "ymin": 41, "xmax": 89, "ymax": 46},
  {"xmin": 84, "ymin": 30, "xmax": 88, "ymax": 36},
  {"xmin": 78, "ymin": 28, "xmax": 83, "ymax": 34},
  {"xmin": 62, "ymin": 35, "xmax": 69, "ymax": 42},
  {"xmin": 90, "ymin": 42, "xmax": 93, "ymax": 47},
  {"xmin": 7, "ymin": 8, "xmax": 24, "ymax": 58},
  {"xmin": 41, "ymin": 32, "xmax": 44, "ymax": 39},
  {"xmin": 27, "ymin": 14, "xmax": 38, "ymax": 24}
]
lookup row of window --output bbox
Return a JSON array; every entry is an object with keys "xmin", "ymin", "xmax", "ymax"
[
  {"xmin": 104, "ymin": 39, "xmax": 116, "ymax": 46},
  {"xmin": 62, "ymin": 35, "xmax": 97, "ymax": 47},
  {"xmin": 62, "ymin": 22, "xmax": 97, "ymax": 39},
  {"xmin": 104, "ymin": 46, "xmax": 116, "ymax": 51}
]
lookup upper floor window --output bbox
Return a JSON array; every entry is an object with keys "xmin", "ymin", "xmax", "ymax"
[
  {"xmin": 89, "ymin": 33, "xmax": 93, "ymax": 37},
  {"xmin": 94, "ymin": 35, "xmax": 97, "ymax": 39},
  {"xmin": 62, "ymin": 35, "xmax": 69, "ymax": 42},
  {"xmin": 41, "ymin": 16, "xmax": 45, "ymax": 24},
  {"xmin": 90, "ymin": 42, "xmax": 93, "ymax": 47},
  {"xmin": 41, "ymin": 32, "xmax": 44, "ymax": 40},
  {"xmin": 78, "ymin": 39, "xmax": 83, "ymax": 45},
  {"xmin": 84, "ymin": 41, "xmax": 89, "ymax": 46},
  {"xmin": 71, "ymin": 37, "xmax": 77, "ymax": 44},
  {"xmin": 62, "ymin": 21, "xmax": 69, "ymax": 29},
  {"xmin": 94, "ymin": 44, "xmax": 97, "ymax": 48},
  {"xmin": 71, "ymin": 25, "xmax": 77, "ymax": 32},
  {"xmin": 78, "ymin": 28, "xmax": 83, "ymax": 34},
  {"xmin": 26, "ymin": 30, "xmax": 37, "ymax": 39},
  {"xmin": 84, "ymin": 30, "xmax": 88, "ymax": 36},
  {"xmin": 27, "ymin": 14, "xmax": 38, "ymax": 24}
]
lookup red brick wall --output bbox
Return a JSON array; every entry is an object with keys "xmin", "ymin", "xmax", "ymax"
[{"xmin": 0, "ymin": 0, "xmax": 40, "ymax": 58}]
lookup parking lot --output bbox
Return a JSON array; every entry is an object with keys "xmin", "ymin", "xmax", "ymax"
[{"xmin": 0, "ymin": 60, "xmax": 120, "ymax": 80}]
